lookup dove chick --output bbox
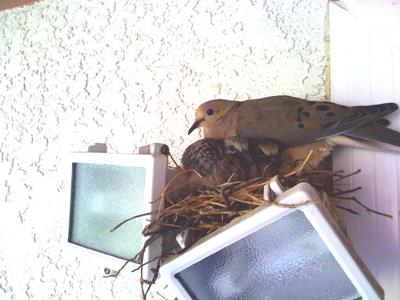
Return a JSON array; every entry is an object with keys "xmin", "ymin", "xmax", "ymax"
[
  {"xmin": 224, "ymin": 136, "xmax": 280, "ymax": 160},
  {"xmin": 224, "ymin": 137, "xmax": 280, "ymax": 178},
  {"xmin": 181, "ymin": 138, "xmax": 248, "ymax": 189},
  {"xmin": 188, "ymin": 95, "xmax": 400, "ymax": 150},
  {"xmin": 279, "ymin": 141, "xmax": 334, "ymax": 174},
  {"xmin": 225, "ymin": 136, "xmax": 334, "ymax": 175}
]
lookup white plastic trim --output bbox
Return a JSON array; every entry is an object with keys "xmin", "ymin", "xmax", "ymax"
[{"xmin": 160, "ymin": 182, "xmax": 383, "ymax": 300}]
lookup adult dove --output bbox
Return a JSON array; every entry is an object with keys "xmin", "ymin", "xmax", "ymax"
[
  {"xmin": 188, "ymin": 95, "xmax": 400, "ymax": 150},
  {"xmin": 181, "ymin": 138, "xmax": 248, "ymax": 188}
]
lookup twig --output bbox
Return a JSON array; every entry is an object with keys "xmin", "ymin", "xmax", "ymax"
[
  {"xmin": 331, "ymin": 186, "xmax": 362, "ymax": 196},
  {"xmin": 168, "ymin": 153, "xmax": 181, "ymax": 170},
  {"xmin": 131, "ymin": 256, "xmax": 162, "ymax": 273},
  {"xmin": 334, "ymin": 196, "xmax": 392, "ymax": 219},
  {"xmin": 335, "ymin": 205, "xmax": 360, "ymax": 215},
  {"xmin": 157, "ymin": 169, "xmax": 192, "ymax": 220},
  {"xmin": 155, "ymin": 291, "xmax": 169, "ymax": 300},
  {"xmin": 284, "ymin": 150, "xmax": 314, "ymax": 177},
  {"xmin": 103, "ymin": 258, "xmax": 134, "ymax": 278},
  {"xmin": 110, "ymin": 212, "xmax": 153, "ymax": 232},
  {"xmin": 333, "ymin": 169, "xmax": 361, "ymax": 183}
]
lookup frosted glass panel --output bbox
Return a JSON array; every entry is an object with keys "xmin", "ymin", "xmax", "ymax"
[
  {"xmin": 175, "ymin": 210, "xmax": 361, "ymax": 300},
  {"xmin": 69, "ymin": 163, "xmax": 146, "ymax": 260}
]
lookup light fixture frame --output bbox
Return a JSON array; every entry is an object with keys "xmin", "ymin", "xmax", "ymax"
[
  {"xmin": 65, "ymin": 151, "xmax": 167, "ymax": 280},
  {"xmin": 160, "ymin": 182, "xmax": 384, "ymax": 300}
]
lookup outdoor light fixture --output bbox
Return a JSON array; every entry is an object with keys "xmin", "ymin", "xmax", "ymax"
[
  {"xmin": 66, "ymin": 144, "xmax": 167, "ymax": 279},
  {"xmin": 160, "ymin": 181, "xmax": 384, "ymax": 300},
  {"xmin": 65, "ymin": 143, "xmax": 384, "ymax": 299}
]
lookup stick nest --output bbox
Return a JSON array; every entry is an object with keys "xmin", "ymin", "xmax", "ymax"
[{"xmin": 107, "ymin": 152, "xmax": 390, "ymax": 299}]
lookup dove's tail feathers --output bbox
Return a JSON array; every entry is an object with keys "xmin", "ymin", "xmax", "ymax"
[
  {"xmin": 328, "ymin": 135, "xmax": 400, "ymax": 154},
  {"xmin": 344, "ymin": 124, "xmax": 400, "ymax": 147},
  {"xmin": 352, "ymin": 102, "xmax": 398, "ymax": 117},
  {"xmin": 376, "ymin": 118, "xmax": 391, "ymax": 127}
]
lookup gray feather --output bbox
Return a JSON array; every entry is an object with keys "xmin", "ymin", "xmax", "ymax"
[
  {"xmin": 344, "ymin": 124, "xmax": 400, "ymax": 147},
  {"xmin": 317, "ymin": 102, "xmax": 399, "ymax": 140}
]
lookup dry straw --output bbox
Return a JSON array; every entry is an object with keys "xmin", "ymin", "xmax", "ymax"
[{"xmin": 106, "ymin": 150, "xmax": 391, "ymax": 299}]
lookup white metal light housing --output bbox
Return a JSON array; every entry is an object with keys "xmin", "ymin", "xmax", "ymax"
[
  {"xmin": 66, "ymin": 145, "xmax": 167, "ymax": 279},
  {"xmin": 160, "ymin": 182, "xmax": 383, "ymax": 300}
]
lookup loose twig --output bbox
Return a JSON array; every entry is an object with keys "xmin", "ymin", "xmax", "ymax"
[{"xmin": 334, "ymin": 195, "xmax": 392, "ymax": 219}]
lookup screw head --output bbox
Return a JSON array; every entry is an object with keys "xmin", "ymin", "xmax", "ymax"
[
  {"xmin": 160, "ymin": 145, "xmax": 170, "ymax": 155},
  {"xmin": 104, "ymin": 267, "xmax": 111, "ymax": 275}
]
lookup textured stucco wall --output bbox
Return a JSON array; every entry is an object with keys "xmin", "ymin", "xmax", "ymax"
[{"xmin": 0, "ymin": 0, "xmax": 328, "ymax": 299}]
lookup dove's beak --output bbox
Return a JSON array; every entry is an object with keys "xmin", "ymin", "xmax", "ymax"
[{"xmin": 188, "ymin": 118, "xmax": 204, "ymax": 135}]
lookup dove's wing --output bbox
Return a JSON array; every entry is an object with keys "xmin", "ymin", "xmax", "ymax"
[
  {"xmin": 314, "ymin": 103, "xmax": 398, "ymax": 140},
  {"xmin": 234, "ymin": 96, "xmax": 398, "ymax": 146}
]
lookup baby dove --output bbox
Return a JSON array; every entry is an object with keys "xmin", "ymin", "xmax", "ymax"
[
  {"xmin": 181, "ymin": 138, "xmax": 248, "ymax": 188},
  {"xmin": 225, "ymin": 137, "xmax": 333, "ymax": 175}
]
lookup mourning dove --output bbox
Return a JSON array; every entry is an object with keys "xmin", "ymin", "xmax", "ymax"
[
  {"xmin": 181, "ymin": 138, "xmax": 248, "ymax": 188},
  {"xmin": 225, "ymin": 136, "xmax": 333, "ymax": 174},
  {"xmin": 224, "ymin": 137, "xmax": 280, "ymax": 177},
  {"xmin": 188, "ymin": 95, "xmax": 400, "ymax": 151},
  {"xmin": 224, "ymin": 136, "xmax": 280, "ymax": 160}
]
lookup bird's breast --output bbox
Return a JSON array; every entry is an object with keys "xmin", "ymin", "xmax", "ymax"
[{"xmin": 204, "ymin": 116, "xmax": 238, "ymax": 139}]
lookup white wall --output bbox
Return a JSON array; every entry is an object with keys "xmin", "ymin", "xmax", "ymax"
[
  {"xmin": 0, "ymin": 0, "xmax": 328, "ymax": 298},
  {"xmin": 330, "ymin": 3, "xmax": 400, "ymax": 299}
]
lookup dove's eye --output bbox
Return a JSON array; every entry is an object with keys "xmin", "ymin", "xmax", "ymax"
[
  {"xmin": 206, "ymin": 108, "xmax": 214, "ymax": 116},
  {"xmin": 229, "ymin": 145, "xmax": 236, "ymax": 152}
]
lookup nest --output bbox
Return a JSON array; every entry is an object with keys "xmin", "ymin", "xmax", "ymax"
[{"xmin": 107, "ymin": 151, "xmax": 391, "ymax": 299}]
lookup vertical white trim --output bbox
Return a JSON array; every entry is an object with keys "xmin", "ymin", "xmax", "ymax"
[{"xmin": 330, "ymin": 2, "xmax": 400, "ymax": 298}]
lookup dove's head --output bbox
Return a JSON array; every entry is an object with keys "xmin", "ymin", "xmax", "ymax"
[
  {"xmin": 188, "ymin": 99, "xmax": 235, "ymax": 137},
  {"xmin": 224, "ymin": 136, "xmax": 248, "ymax": 154},
  {"xmin": 224, "ymin": 137, "xmax": 254, "ymax": 164}
]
